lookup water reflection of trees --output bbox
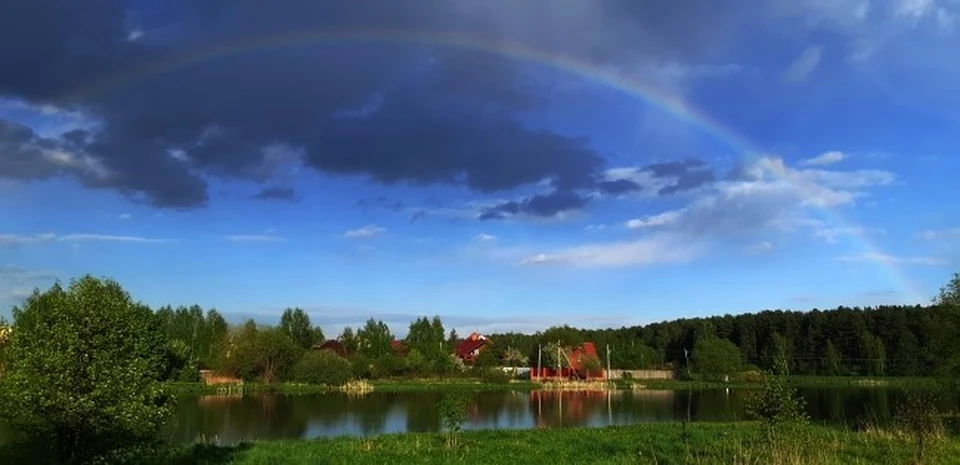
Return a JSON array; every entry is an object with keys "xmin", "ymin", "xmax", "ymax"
[{"xmin": 163, "ymin": 388, "xmax": 959, "ymax": 443}]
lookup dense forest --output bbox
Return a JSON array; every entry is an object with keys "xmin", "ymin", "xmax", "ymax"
[{"xmin": 3, "ymin": 273, "xmax": 959, "ymax": 383}]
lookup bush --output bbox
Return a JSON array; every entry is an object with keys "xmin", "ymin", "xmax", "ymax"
[
  {"xmin": 734, "ymin": 370, "xmax": 763, "ymax": 384},
  {"xmin": 480, "ymin": 367, "xmax": 511, "ymax": 384},
  {"xmin": 745, "ymin": 372, "xmax": 808, "ymax": 437},
  {"xmin": 621, "ymin": 371, "xmax": 634, "ymax": 380},
  {"xmin": 293, "ymin": 350, "xmax": 353, "ymax": 386},
  {"xmin": 0, "ymin": 276, "xmax": 171, "ymax": 464}
]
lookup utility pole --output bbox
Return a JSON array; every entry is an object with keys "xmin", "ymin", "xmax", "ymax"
[
  {"xmin": 537, "ymin": 344, "xmax": 542, "ymax": 380},
  {"xmin": 557, "ymin": 340, "xmax": 561, "ymax": 381},
  {"xmin": 606, "ymin": 344, "xmax": 612, "ymax": 383}
]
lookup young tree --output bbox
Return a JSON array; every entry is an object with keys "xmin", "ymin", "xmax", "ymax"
[
  {"xmin": 280, "ymin": 307, "xmax": 316, "ymax": 350},
  {"xmin": 0, "ymin": 276, "xmax": 170, "ymax": 464},
  {"xmin": 357, "ymin": 318, "xmax": 393, "ymax": 358},
  {"xmin": 407, "ymin": 316, "xmax": 444, "ymax": 356}
]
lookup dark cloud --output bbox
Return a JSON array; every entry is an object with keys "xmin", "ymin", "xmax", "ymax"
[
  {"xmin": 641, "ymin": 159, "xmax": 716, "ymax": 195},
  {"xmin": 250, "ymin": 186, "xmax": 297, "ymax": 202},
  {"xmin": 596, "ymin": 178, "xmax": 643, "ymax": 195},
  {"xmin": 480, "ymin": 190, "xmax": 589, "ymax": 220},
  {"xmin": 0, "ymin": 0, "xmax": 739, "ymax": 210}
]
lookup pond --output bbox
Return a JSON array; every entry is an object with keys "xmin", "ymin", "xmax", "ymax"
[{"xmin": 157, "ymin": 388, "xmax": 960, "ymax": 444}]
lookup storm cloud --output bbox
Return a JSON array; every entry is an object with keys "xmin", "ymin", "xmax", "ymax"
[{"xmin": 0, "ymin": 0, "xmax": 744, "ymax": 211}]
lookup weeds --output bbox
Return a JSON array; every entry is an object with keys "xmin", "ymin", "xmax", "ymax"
[{"xmin": 437, "ymin": 392, "xmax": 469, "ymax": 448}]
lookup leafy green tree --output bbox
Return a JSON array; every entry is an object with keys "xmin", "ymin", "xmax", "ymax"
[
  {"xmin": 253, "ymin": 328, "xmax": 302, "ymax": 383},
  {"xmin": 339, "ymin": 326, "xmax": 358, "ymax": 354},
  {"xmin": 280, "ymin": 307, "xmax": 317, "ymax": 349},
  {"xmin": 473, "ymin": 343, "xmax": 499, "ymax": 368},
  {"xmin": 770, "ymin": 332, "xmax": 791, "ymax": 375},
  {"xmin": 503, "ymin": 346, "xmax": 529, "ymax": 368},
  {"xmin": 357, "ymin": 318, "xmax": 393, "ymax": 358},
  {"xmin": 202, "ymin": 309, "xmax": 229, "ymax": 369},
  {"xmin": 293, "ymin": 350, "xmax": 352, "ymax": 386},
  {"xmin": 447, "ymin": 328, "xmax": 460, "ymax": 347},
  {"xmin": 221, "ymin": 323, "xmax": 301, "ymax": 382},
  {"xmin": 407, "ymin": 316, "xmax": 445, "ymax": 359},
  {"xmin": 0, "ymin": 276, "xmax": 170, "ymax": 464},
  {"xmin": 822, "ymin": 340, "xmax": 842, "ymax": 376},
  {"xmin": 540, "ymin": 325, "xmax": 584, "ymax": 347},
  {"xmin": 860, "ymin": 331, "xmax": 886, "ymax": 376},
  {"xmin": 934, "ymin": 272, "xmax": 960, "ymax": 307},
  {"xmin": 692, "ymin": 336, "xmax": 742, "ymax": 380}
]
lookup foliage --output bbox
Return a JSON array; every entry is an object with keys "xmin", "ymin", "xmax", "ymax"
[
  {"xmin": 934, "ymin": 272, "xmax": 960, "ymax": 307},
  {"xmin": 745, "ymin": 372, "xmax": 809, "ymax": 438},
  {"xmin": 896, "ymin": 390, "xmax": 945, "ymax": 464},
  {"xmin": 437, "ymin": 392, "xmax": 469, "ymax": 448},
  {"xmin": 539, "ymin": 325, "xmax": 584, "ymax": 347},
  {"xmin": 0, "ymin": 276, "xmax": 170, "ymax": 464},
  {"xmin": 580, "ymin": 353, "xmax": 603, "ymax": 372},
  {"xmin": 769, "ymin": 332, "xmax": 791, "ymax": 375},
  {"xmin": 293, "ymin": 350, "xmax": 353, "ymax": 386},
  {"xmin": 279, "ymin": 308, "xmax": 319, "ymax": 350},
  {"xmin": 221, "ymin": 324, "xmax": 301, "ymax": 383},
  {"xmin": 502, "ymin": 346, "xmax": 528, "ymax": 369},
  {"xmin": 339, "ymin": 326, "xmax": 358, "ymax": 354},
  {"xmin": 406, "ymin": 316, "xmax": 446, "ymax": 358},
  {"xmin": 691, "ymin": 336, "xmax": 742, "ymax": 380},
  {"xmin": 473, "ymin": 343, "xmax": 499, "ymax": 368},
  {"xmin": 357, "ymin": 318, "xmax": 393, "ymax": 358},
  {"xmin": 822, "ymin": 340, "xmax": 842, "ymax": 376},
  {"xmin": 479, "ymin": 367, "xmax": 511, "ymax": 384}
]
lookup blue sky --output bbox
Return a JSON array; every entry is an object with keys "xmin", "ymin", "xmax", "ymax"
[{"xmin": 2, "ymin": 0, "xmax": 958, "ymax": 335}]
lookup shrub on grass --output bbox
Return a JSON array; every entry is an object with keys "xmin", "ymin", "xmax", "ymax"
[
  {"xmin": 0, "ymin": 276, "xmax": 171, "ymax": 464},
  {"xmin": 294, "ymin": 350, "xmax": 353, "ymax": 386},
  {"xmin": 480, "ymin": 367, "xmax": 511, "ymax": 384}
]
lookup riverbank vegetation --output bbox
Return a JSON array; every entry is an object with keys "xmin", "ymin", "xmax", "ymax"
[{"xmin": 2, "ymin": 272, "xmax": 959, "ymax": 463}]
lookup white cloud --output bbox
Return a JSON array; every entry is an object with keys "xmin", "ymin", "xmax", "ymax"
[
  {"xmin": 343, "ymin": 225, "xmax": 386, "ymax": 238},
  {"xmin": 917, "ymin": 228, "xmax": 960, "ymax": 240},
  {"xmin": 782, "ymin": 46, "xmax": 822, "ymax": 82},
  {"xmin": 118, "ymin": 213, "xmax": 132, "ymax": 220},
  {"xmin": 519, "ymin": 234, "xmax": 705, "ymax": 268},
  {"xmin": 0, "ymin": 233, "xmax": 174, "ymax": 246},
  {"xmin": 224, "ymin": 235, "xmax": 285, "ymax": 243},
  {"xmin": 474, "ymin": 233, "xmax": 498, "ymax": 242},
  {"xmin": 837, "ymin": 252, "xmax": 948, "ymax": 266},
  {"xmin": 815, "ymin": 226, "xmax": 885, "ymax": 243},
  {"xmin": 800, "ymin": 151, "xmax": 846, "ymax": 167},
  {"xmin": 746, "ymin": 241, "xmax": 775, "ymax": 254},
  {"xmin": 625, "ymin": 211, "xmax": 683, "ymax": 229}
]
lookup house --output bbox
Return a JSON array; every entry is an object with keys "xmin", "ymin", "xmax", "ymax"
[
  {"xmin": 313, "ymin": 339, "xmax": 350, "ymax": 357},
  {"xmin": 390, "ymin": 340, "xmax": 409, "ymax": 356},
  {"xmin": 530, "ymin": 341, "xmax": 605, "ymax": 380},
  {"xmin": 455, "ymin": 332, "xmax": 491, "ymax": 363}
]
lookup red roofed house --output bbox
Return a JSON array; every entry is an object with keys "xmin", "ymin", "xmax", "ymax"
[
  {"xmin": 531, "ymin": 341, "xmax": 605, "ymax": 380},
  {"xmin": 390, "ymin": 339, "xmax": 409, "ymax": 357},
  {"xmin": 455, "ymin": 332, "xmax": 491, "ymax": 363}
]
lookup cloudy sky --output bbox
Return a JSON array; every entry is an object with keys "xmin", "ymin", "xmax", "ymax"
[{"xmin": 1, "ymin": 0, "xmax": 958, "ymax": 334}]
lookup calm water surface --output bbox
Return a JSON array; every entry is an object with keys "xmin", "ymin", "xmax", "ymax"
[{"xmin": 159, "ymin": 388, "xmax": 959, "ymax": 444}]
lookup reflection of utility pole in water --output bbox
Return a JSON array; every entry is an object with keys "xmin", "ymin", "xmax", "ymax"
[
  {"xmin": 607, "ymin": 387, "xmax": 612, "ymax": 426},
  {"xmin": 683, "ymin": 348, "xmax": 690, "ymax": 376}
]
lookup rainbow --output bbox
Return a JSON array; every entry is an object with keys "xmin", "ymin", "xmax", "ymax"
[{"xmin": 72, "ymin": 28, "xmax": 926, "ymax": 302}]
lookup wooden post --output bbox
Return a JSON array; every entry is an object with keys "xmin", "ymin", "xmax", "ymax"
[{"xmin": 606, "ymin": 344, "xmax": 611, "ymax": 383}]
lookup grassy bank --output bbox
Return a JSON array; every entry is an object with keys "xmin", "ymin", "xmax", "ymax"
[
  {"xmin": 118, "ymin": 422, "xmax": 960, "ymax": 464},
  {"xmin": 163, "ymin": 375, "xmax": 945, "ymax": 396}
]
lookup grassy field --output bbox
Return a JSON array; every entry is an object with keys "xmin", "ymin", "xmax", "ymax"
[{"xmin": 121, "ymin": 422, "xmax": 960, "ymax": 464}]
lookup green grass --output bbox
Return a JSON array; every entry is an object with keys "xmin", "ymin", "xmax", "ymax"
[
  {"xmin": 131, "ymin": 422, "xmax": 960, "ymax": 464},
  {"xmin": 617, "ymin": 376, "xmax": 946, "ymax": 391}
]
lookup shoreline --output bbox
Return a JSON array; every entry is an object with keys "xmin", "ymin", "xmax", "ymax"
[{"xmin": 161, "ymin": 375, "xmax": 947, "ymax": 395}]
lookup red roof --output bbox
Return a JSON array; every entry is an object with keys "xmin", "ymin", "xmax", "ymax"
[
  {"xmin": 391, "ymin": 340, "xmax": 408, "ymax": 356},
  {"xmin": 455, "ymin": 332, "xmax": 491, "ymax": 360}
]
